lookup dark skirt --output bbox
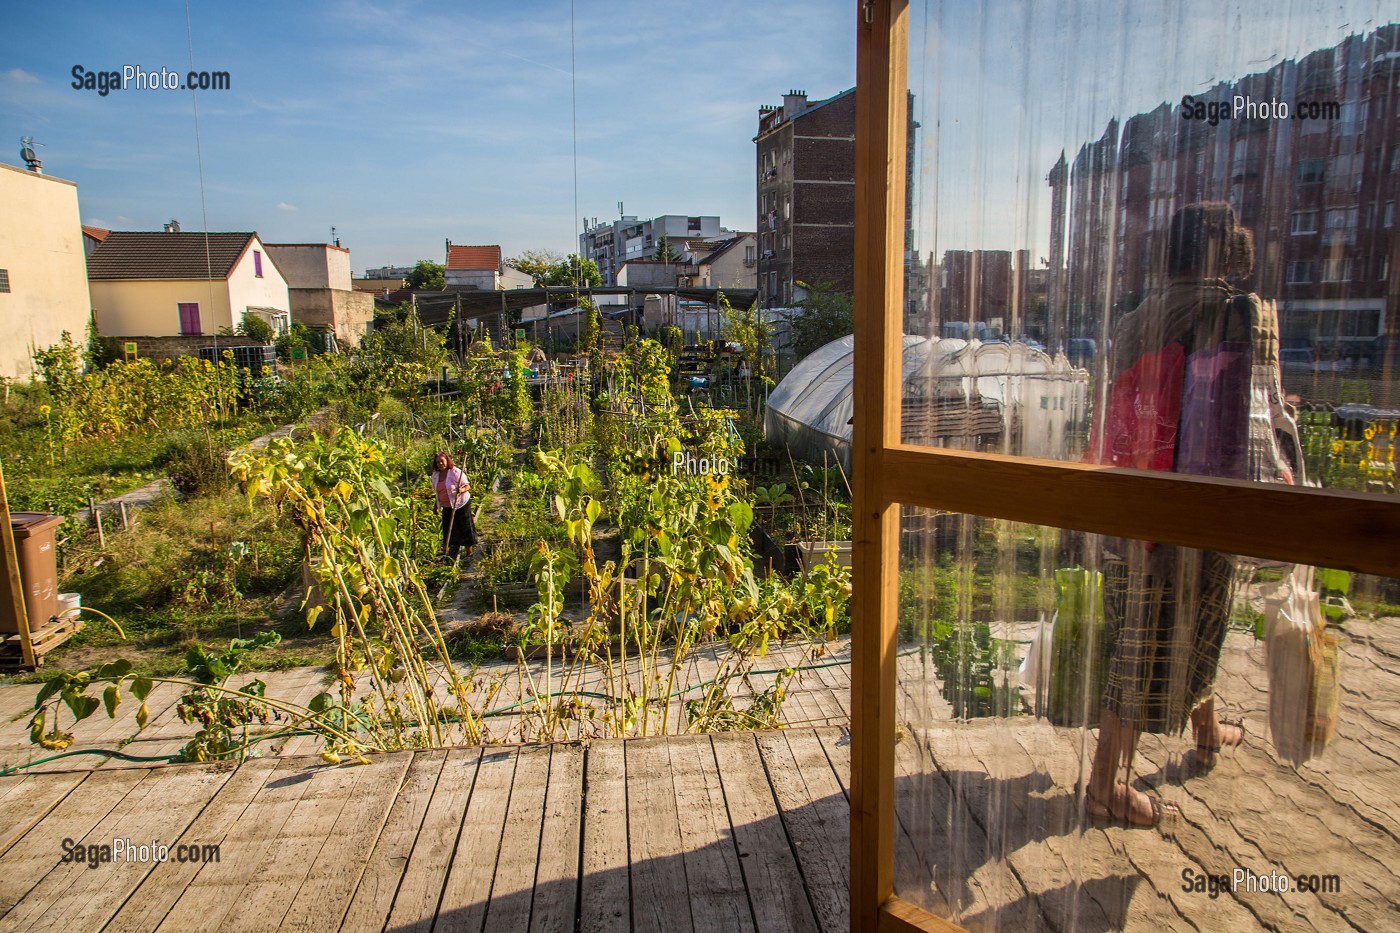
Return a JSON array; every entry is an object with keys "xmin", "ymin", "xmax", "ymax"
[
  {"xmin": 1101, "ymin": 547, "xmax": 1234, "ymax": 735},
  {"xmin": 441, "ymin": 504, "xmax": 478, "ymax": 551}
]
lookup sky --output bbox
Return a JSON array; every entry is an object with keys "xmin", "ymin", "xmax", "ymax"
[
  {"xmin": 2, "ymin": 0, "xmax": 1392, "ymax": 275},
  {"xmin": 0, "ymin": 0, "xmax": 855, "ymax": 272},
  {"xmin": 910, "ymin": 0, "xmax": 1395, "ymax": 260}
]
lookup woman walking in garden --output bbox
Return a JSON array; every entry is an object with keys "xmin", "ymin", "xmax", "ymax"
[
  {"xmin": 430, "ymin": 452, "xmax": 477, "ymax": 561},
  {"xmin": 1083, "ymin": 202, "xmax": 1301, "ymax": 828}
]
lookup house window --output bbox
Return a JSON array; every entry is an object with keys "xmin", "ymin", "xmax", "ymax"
[
  {"xmin": 1324, "ymin": 208, "xmax": 1356, "ymax": 231},
  {"xmin": 1321, "ymin": 258, "xmax": 1352, "ymax": 282},
  {"xmin": 178, "ymin": 302, "xmax": 201, "ymax": 335},
  {"xmin": 1297, "ymin": 159, "xmax": 1324, "ymax": 183},
  {"xmin": 1386, "ymin": 202, "xmax": 1396, "ymax": 228},
  {"xmin": 688, "ymin": 217, "xmax": 702, "ymax": 232},
  {"xmin": 1286, "ymin": 261, "xmax": 1313, "ymax": 283},
  {"xmin": 744, "ymin": 245, "xmax": 755, "ymax": 265},
  {"xmin": 0, "ymin": 268, "xmax": 9, "ymax": 293},
  {"xmin": 1391, "ymin": 147, "xmax": 1400, "ymax": 173},
  {"xmin": 1290, "ymin": 211, "xmax": 1317, "ymax": 234},
  {"xmin": 253, "ymin": 250, "xmax": 263, "ymax": 277}
]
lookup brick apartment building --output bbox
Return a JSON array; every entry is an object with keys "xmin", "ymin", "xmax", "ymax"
[
  {"xmin": 755, "ymin": 88, "xmax": 858, "ymax": 308},
  {"xmin": 936, "ymin": 249, "xmax": 1047, "ymax": 341},
  {"xmin": 1051, "ymin": 24, "xmax": 1400, "ymax": 364}
]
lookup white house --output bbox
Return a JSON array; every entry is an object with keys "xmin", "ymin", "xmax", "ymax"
[
  {"xmin": 87, "ymin": 231, "xmax": 291, "ymax": 339},
  {"xmin": 0, "ymin": 162, "xmax": 94, "ymax": 379}
]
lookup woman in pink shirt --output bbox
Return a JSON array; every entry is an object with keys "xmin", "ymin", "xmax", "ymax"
[{"xmin": 430, "ymin": 452, "xmax": 477, "ymax": 560}]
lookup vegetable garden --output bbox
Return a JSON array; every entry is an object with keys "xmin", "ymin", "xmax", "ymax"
[{"xmin": 8, "ymin": 306, "xmax": 854, "ymax": 762}]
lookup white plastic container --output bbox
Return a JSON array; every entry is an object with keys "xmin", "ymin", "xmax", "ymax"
[{"xmin": 56, "ymin": 593, "xmax": 81, "ymax": 620}]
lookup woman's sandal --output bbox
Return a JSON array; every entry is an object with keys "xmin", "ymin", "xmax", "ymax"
[
  {"xmin": 1078, "ymin": 781, "xmax": 1178, "ymax": 831},
  {"xmin": 1193, "ymin": 716, "xmax": 1245, "ymax": 770}
]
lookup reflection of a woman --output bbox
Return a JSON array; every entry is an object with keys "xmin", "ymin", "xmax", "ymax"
[{"xmin": 1085, "ymin": 202, "xmax": 1299, "ymax": 827}]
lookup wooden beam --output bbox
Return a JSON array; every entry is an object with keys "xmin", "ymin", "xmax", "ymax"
[
  {"xmin": 879, "ymin": 896, "xmax": 969, "ymax": 933},
  {"xmin": 0, "ymin": 462, "xmax": 34, "ymax": 668},
  {"xmin": 879, "ymin": 445, "xmax": 1400, "ymax": 578},
  {"xmin": 851, "ymin": 1, "xmax": 909, "ymax": 930}
]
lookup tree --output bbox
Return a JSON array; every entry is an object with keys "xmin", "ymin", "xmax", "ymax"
[
  {"xmin": 654, "ymin": 235, "xmax": 682, "ymax": 263},
  {"xmin": 541, "ymin": 254, "xmax": 602, "ymax": 288},
  {"xmin": 238, "ymin": 314, "xmax": 275, "ymax": 344},
  {"xmin": 405, "ymin": 259, "xmax": 445, "ymax": 290},
  {"xmin": 721, "ymin": 292, "xmax": 772, "ymax": 383},
  {"xmin": 783, "ymin": 281, "xmax": 854, "ymax": 360},
  {"xmin": 506, "ymin": 248, "xmax": 564, "ymax": 286}
]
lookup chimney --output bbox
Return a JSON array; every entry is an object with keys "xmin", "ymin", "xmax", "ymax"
[
  {"xmin": 163, "ymin": 219, "xmax": 181, "ymax": 233},
  {"xmin": 19, "ymin": 137, "xmax": 42, "ymax": 174},
  {"xmin": 782, "ymin": 89, "xmax": 808, "ymax": 121}
]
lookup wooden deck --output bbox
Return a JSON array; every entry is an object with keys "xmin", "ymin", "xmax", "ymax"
[
  {"xmin": 0, "ymin": 619, "xmax": 1395, "ymax": 930},
  {"xmin": 0, "ymin": 729, "xmax": 851, "ymax": 933}
]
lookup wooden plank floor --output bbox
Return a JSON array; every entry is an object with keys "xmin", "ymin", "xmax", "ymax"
[
  {"xmin": 0, "ymin": 619, "xmax": 1395, "ymax": 930},
  {"xmin": 0, "ymin": 730, "xmax": 851, "ymax": 933}
]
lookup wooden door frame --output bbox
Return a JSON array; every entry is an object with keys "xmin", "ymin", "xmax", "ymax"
[{"xmin": 849, "ymin": 2, "xmax": 1400, "ymax": 930}]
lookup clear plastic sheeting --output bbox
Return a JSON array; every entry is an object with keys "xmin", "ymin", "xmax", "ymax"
[
  {"xmin": 765, "ymin": 334, "xmax": 1089, "ymax": 469},
  {"xmin": 895, "ymin": 0, "xmax": 1400, "ymax": 930}
]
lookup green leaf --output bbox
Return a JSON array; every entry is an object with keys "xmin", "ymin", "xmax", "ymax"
[
  {"xmin": 130, "ymin": 676, "xmax": 153, "ymax": 702},
  {"xmin": 585, "ymin": 498, "xmax": 602, "ymax": 524},
  {"xmin": 305, "ymin": 604, "xmax": 324, "ymax": 630},
  {"xmin": 135, "ymin": 702, "xmax": 149, "ymax": 730},
  {"xmin": 240, "ymin": 679, "xmax": 267, "ymax": 699},
  {"xmin": 309, "ymin": 692, "xmax": 333, "ymax": 713},
  {"xmin": 94, "ymin": 660, "xmax": 133, "ymax": 681},
  {"xmin": 28, "ymin": 711, "xmax": 44, "ymax": 745},
  {"xmin": 102, "ymin": 685, "xmax": 121, "ymax": 719},
  {"xmin": 63, "ymin": 692, "xmax": 100, "ymax": 723},
  {"xmin": 33, "ymin": 677, "xmax": 65, "ymax": 710}
]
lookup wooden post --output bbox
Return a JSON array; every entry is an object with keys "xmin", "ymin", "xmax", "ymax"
[
  {"xmin": 93, "ymin": 501, "xmax": 106, "ymax": 550},
  {"xmin": 119, "ymin": 501, "xmax": 130, "ymax": 532},
  {"xmin": 851, "ymin": 0, "xmax": 909, "ymax": 930},
  {"xmin": 0, "ymin": 462, "xmax": 35, "ymax": 668}
]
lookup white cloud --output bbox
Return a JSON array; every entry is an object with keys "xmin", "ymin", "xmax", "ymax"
[
  {"xmin": 1, "ymin": 68, "xmax": 41, "ymax": 86},
  {"xmin": 276, "ymin": 202, "xmax": 297, "ymax": 212}
]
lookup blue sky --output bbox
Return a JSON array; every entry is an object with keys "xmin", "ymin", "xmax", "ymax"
[{"xmin": 1, "ymin": 0, "xmax": 854, "ymax": 272}]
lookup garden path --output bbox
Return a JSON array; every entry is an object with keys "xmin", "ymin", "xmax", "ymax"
[{"xmin": 71, "ymin": 416, "xmax": 308, "ymax": 528}]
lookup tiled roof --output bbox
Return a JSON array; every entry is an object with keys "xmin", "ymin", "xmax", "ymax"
[
  {"xmin": 81, "ymin": 225, "xmax": 110, "ymax": 242},
  {"xmin": 86, "ymin": 231, "xmax": 257, "ymax": 280},
  {"xmin": 446, "ymin": 244, "xmax": 501, "ymax": 270}
]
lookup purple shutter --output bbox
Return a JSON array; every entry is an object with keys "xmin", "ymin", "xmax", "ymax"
[
  {"xmin": 178, "ymin": 302, "xmax": 201, "ymax": 335},
  {"xmin": 254, "ymin": 250, "xmax": 263, "ymax": 276}
]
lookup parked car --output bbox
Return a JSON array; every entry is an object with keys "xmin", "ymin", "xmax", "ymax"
[{"xmin": 1279, "ymin": 347, "xmax": 1314, "ymax": 370}]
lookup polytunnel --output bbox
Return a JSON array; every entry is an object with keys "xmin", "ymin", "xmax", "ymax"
[{"xmin": 765, "ymin": 335, "xmax": 1091, "ymax": 471}]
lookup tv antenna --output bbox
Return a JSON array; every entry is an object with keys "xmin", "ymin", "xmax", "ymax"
[{"xmin": 19, "ymin": 136, "xmax": 43, "ymax": 174}]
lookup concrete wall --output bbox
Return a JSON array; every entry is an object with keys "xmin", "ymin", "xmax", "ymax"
[
  {"xmin": 617, "ymin": 262, "xmax": 680, "ymax": 289},
  {"xmin": 0, "ymin": 164, "xmax": 94, "ymax": 380},
  {"xmin": 101, "ymin": 334, "xmax": 266, "ymax": 363},
  {"xmin": 445, "ymin": 268, "xmax": 497, "ymax": 289},
  {"xmin": 289, "ymin": 287, "xmax": 374, "ymax": 347},
  {"xmin": 265, "ymin": 244, "xmax": 352, "ymax": 290},
  {"xmin": 91, "ymin": 278, "xmax": 233, "ymax": 337},
  {"xmin": 228, "ymin": 237, "xmax": 292, "ymax": 319}
]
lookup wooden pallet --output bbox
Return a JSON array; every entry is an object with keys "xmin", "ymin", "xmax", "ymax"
[{"xmin": 0, "ymin": 615, "xmax": 83, "ymax": 669}]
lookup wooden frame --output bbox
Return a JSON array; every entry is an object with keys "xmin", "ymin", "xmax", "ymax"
[
  {"xmin": 849, "ymin": 2, "xmax": 1400, "ymax": 931},
  {"xmin": 0, "ymin": 463, "xmax": 36, "ymax": 669}
]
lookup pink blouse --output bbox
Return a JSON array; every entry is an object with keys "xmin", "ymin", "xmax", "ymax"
[{"xmin": 431, "ymin": 467, "xmax": 470, "ymax": 510}]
